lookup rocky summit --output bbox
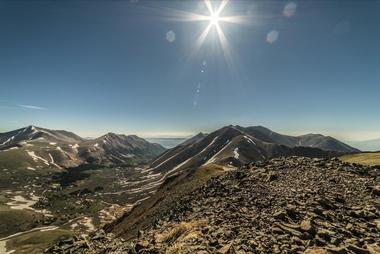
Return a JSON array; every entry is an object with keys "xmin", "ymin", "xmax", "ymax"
[{"xmin": 46, "ymin": 157, "xmax": 380, "ymax": 254}]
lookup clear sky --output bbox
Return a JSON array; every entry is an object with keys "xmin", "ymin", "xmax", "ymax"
[{"xmin": 0, "ymin": 0, "xmax": 379, "ymax": 140}]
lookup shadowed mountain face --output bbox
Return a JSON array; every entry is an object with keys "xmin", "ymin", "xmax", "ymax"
[
  {"xmin": 81, "ymin": 133, "xmax": 167, "ymax": 164},
  {"xmin": 238, "ymin": 126, "xmax": 359, "ymax": 153},
  {"xmin": 143, "ymin": 125, "xmax": 358, "ymax": 181},
  {"xmin": 0, "ymin": 126, "xmax": 166, "ymax": 169}
]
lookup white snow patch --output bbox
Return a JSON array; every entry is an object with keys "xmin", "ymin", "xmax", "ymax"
[
  {"xmin": 2, "ymin": 147, "xmax": 19, "ymax": 152},
  {"xmin": 204, "ymin": 140, "xmax": 231, "ymax": 166},
  {"xmin": 244, "ymin": 135, "xmax": 256, "ymax": 145},
  {"xmin": 8, "ymin": 147, "xmax": 18, "ymax": 150},
  {"xmin": 171, "ymin": 157, "xmax": 193, "ymax": 172},
  {"xmin": 78, "ymin": 217, "xmax": 95, "ymax": 231},
  {"xmin": 48, "ymin": 153, "xmax": 62, "ymax": 169},
  {"xmin": 150, "ymin": 150, "xmax": 170, "ymax": 165},
  {"xmin": 222, "ymin": 165, "xmax": 237, "ymax": 171},
  {"xmin": 27, "ymin": 167, "xmax": 36, "ymax": 171},
  {"xmin": 94, "ymin": 143, "xmax": 99, "ymax": 147},
  {"xmin": 49, "ymin": 142, "xmax": 57, "ymax": 145},
  {"xmin": 0, "ymin": 240, "xmax": 14, "ymax": 254},
  {"xmin": 6, "ymin": 195, "xmax": 39, "ymax": 210},
  {"xmin": 234, "ymin": 148, "xmax": 239, "ymax": 159},
  {"xmin": 40, "ymin": 226, "xmax": 59, "ymax": 232},
  {"xmin": 199, "ymin": 136, "xmax": 219, "ymax": 154},
  {"xmin": 70, "ymin": 223, "xmax": 78, "ymax": 230},
  {"xmin": 0, "ymin": 226, "xmax": 57, "ymax": 242},
  {"xmin": 150, "ymin": 151, "xmax": 180, "ymax": 170},
  {"xmin": 26, "ymin": 151, "xmax": 50, "ymax": 166},
  {"xmin": 150, "ymin": 136, "xmax": 219, "ymax": 173},
  {"xmin": 166, "ymin": 136, "xmax": 222, "ymax": 175},
  {"xmin": 0, "ymin": 136, "xmax": 15, "ymax": 146}
]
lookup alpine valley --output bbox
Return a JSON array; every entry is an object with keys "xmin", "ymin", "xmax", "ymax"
[{"xmin": 0, "ymin": 125, "xmax": 378, "ymax": 254}]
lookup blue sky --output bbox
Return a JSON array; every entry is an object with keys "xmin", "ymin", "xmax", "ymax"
[{"xmin": 0, "ymin": 0, "xmax": 379, "ymax": 140}]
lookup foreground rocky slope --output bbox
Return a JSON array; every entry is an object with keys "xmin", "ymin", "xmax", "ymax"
[{"xmin": 47, "ymin": 157, "xmax": 379, "ymax": 253}]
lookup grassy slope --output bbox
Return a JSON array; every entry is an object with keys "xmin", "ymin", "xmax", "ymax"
[
  {"xmin": 0, "ymin": 141, "xmax": 82, "ymax": 171},
  {"xmin": 340, "ymin": 152, "xmax": 380, "ymax": 166},
  {"xmin": 0, "ymin": 208, "xmax": 45, "ymax": 238},
  {"xmin": 0, "ymin": 148, "xmax": 35, "ymax": 170},
  {"xmin": 0, "ymin": 142, "xmax": 67, "ymax": 170},
  {"xmin": 6, "ymin": 229, "xmax": 74, "ymax": 254}
]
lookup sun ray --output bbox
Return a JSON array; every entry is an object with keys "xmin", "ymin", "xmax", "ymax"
[
  {"xmin": 196, "ymin": 23, "xmax": 213, "ymax": 49},
  {"xmin": 129, "ymin": 5, "xmax": 210, "ymax": 23},
  {"xmin": 204, "ymin": 0, "xmax": 214, "ymax": 15},
  {"xmin": 219, "ymin": 15, "xmax": 252, "ymax": 25},
  {"xmin": 216, "ymin": 0, "xmax": 229, "ymax": 15},
  {"xmin": 215, "ymin": 23, "xmax": 232, "ymax": 64},
  {"xmin": 172, "ymin": 12, "xmax": 210, "ymax": 22}
]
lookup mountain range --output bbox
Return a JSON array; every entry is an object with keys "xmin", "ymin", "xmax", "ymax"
[
  {"xmin": 0, "ymin": 124, "xmax": 359, "ymax": 172},
  {"xmin": 0, "ymin": 126, "xmax": 166, "ymax": 169},
  {"xmin": 144, "ymin": 125, "xmax": 359, "ymax": 181}
]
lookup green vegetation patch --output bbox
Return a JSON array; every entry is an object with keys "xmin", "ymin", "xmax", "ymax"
[
  {"xmin": 6, "ymin": 229, "xmax": 73, "ymax": 254},
  {"xmin": 0, "ymin": 209, "xmax": 45, "ymax": 238},
  {"xmin": 0, "ymin": 148, "xmax": 35, "ymax": 170}
]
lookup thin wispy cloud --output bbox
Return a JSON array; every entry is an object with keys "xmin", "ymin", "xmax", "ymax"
[{"xmin": 18, "ymin": 104, "xmax": 47, "ymax": 110}]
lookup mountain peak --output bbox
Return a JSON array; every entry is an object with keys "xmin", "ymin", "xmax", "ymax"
[
  {"xmin": 179, "ymin": 132, "xmax": 207, "ymax": 146},
  {"xmin": 100, "ymin": 132, "xmax": 124, "ymax": 139},
  {"xmin": 299, "ymin": 133, "xmax": 324, "ymax": 137},
  {"xmin": 105, "ymin": 132, "xmax": 119, "ymax": 137},
  {"xmin": 194, "ymin": 132, "xmax": 206, "ymax": 137},
  {"xmin": 25, "ymin": 125, "xmax": 39, "ymax": 132}
]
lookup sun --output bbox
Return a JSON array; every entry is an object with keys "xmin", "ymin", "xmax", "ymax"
[
  {"xmin": 209, "ymin": 12, "xmax": 220, "ymax": 26},
  {"xmin": 204, "ymin": 0, "xmax": 226, "ymax": 28},
  {"xmin": 165, "ymin": 0, "xmax": 249, "ymax": 65}
]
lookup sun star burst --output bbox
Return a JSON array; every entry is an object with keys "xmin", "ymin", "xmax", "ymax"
[
  {"xmin": 209, "ymin": 12, "xmax": 220, "ymax": 26},
  {"xmin": 158, "ymin": 0, "xmax": 249, "ymax": 71},
  {"xmin": 184, "ymin": 0, "xmax": 247, "ymax": 66}
]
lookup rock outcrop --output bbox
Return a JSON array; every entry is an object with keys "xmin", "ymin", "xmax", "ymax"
[{"xmin": 46, "ymin": 157, "xmax": 380, "ymax": 253}]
